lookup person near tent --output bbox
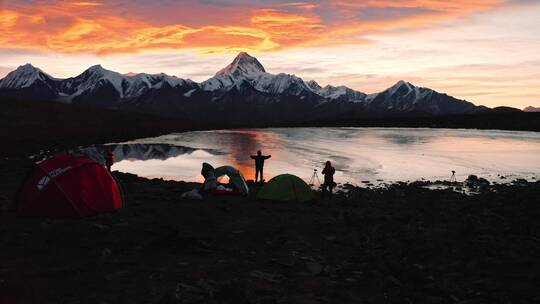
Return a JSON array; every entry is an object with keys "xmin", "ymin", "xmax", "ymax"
[
  {"xmin": 199, "ymin": 162, "xmax": 249, "ymax": 195},
  {"xmin": 250, "ymin": 150, "xmax": 271, "ymax": 183},
  {"xmin": 321, "ymin": 160, "xmax": 336, "ymax": 198},
  {"xmin": 104, "ymin": 150, "xmax": 114, "ymax": 172}
]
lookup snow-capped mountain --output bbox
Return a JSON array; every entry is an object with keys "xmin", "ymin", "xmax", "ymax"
[
  {"xmin": 0, "ymin": 63, "xmax": 197, "ymax": 107},
  {"xmin": 364, "ymin": 80, "xmax": 475, "ymax": 115},
  {"xmin": 0, "ymin": 64, "xmax": 60, "ymax": 99},
  {"xmin": 0, "ymin": 64, "xmax": 55, "ymax": 89},
  {"xmin": 201, "ymin": 52, "xmax": 315, "ymax": 97},
  {"xmin": 0, "ymin": 52, "xmax": 480, "ymax": 123}
]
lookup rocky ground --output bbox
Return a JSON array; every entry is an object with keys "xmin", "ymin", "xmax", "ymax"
[{"xmin": 1, "ymin": 166, "xmax": 539, "ymax": 303}]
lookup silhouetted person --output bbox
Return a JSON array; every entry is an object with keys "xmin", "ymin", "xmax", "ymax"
[
  {"xmin": 250, "ymin": 150, "xmax": 271, "ymax": 183},
  {"xmin": 322, "ymin": 161, "xmax": 335, "ymax": 198},
  {"xmin": 104, "ymin": 150, "xmax": 114, "ymax": 172}
]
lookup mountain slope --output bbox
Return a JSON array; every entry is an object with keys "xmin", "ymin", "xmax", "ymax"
[
  {"xmin": 524, "ymin": 106, "xmax": 540, "ymax": 112},
  {"xmin": 365, "ymin": 81, "xmax": 476, "ymax": 115},
  {"xmin": 0, "ymin": 52, "xmax": 481, "ymax": 122},
  {"xmin": 0, "ymin": 64, "xmax": 59, "ymax": 99}
]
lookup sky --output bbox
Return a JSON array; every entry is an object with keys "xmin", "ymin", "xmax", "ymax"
[{"xmin": 1, "ymin": 0, "xmax": 539, "ymax": 109}]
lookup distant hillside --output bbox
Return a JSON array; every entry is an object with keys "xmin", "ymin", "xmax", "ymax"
[
  {"xmin": 302, "ymin": 111, "xmax": 540, "ymax": 132},
  {"xmin": 0, "ymin": 97, "xmax": 204, "ymax": 157},
  {"xmin": 524, "ymin": 106, "xmax": 540, "ymax": 112}
]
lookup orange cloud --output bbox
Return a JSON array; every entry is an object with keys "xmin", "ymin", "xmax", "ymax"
[
  {"xmin": 71, "ymin": 1, "xmax": 103, "ymax": 6},
  {"xmin": 331, "ymin": 0, "xmax": 502, "ymax": 10},
  {"xmin": 0, "ymin": 0, "xmax": 505, "ymax": 55},
  {"xmin": 281, "ymin": 2, "xmax": 320, "ymax": 10},
  {"xmin": 250, "ymin": 9, "xmax": 324, "ymax": 47}
]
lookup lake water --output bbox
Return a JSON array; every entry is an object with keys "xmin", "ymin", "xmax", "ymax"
[{"xmin": 87, "ymin": 128, "xmax": 540, "ymax": 185}]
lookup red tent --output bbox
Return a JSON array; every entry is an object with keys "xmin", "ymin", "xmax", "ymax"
[{"xmin": 17, "ymin": 154, "xmax": 123, "ymax": 217}]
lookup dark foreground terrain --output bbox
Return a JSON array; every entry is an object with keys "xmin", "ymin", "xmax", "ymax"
[
  {"xmin": 1, "ymin": 170, "xmax": 539, "ymax": 304},
  {"xmin": 1, "ymin": 97, "xmax": 540, "ymax": 303}
]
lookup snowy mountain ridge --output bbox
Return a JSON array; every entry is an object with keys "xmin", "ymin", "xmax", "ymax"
[
  {"xmin": 0, "ymin": 63, "xmax": 196, "ymax": 102},
  {"xmin": 0, "ymin": 52, "xmax": 479, "ymax": 119}
]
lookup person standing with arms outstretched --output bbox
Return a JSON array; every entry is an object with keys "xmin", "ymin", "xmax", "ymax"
[
  {"xmin": 250, "ymin": 150, "xmax": 271, "ymax": 183},
  {"xmin": 322, "ymin": 161, "xmax": 336, "ymax": 198}
]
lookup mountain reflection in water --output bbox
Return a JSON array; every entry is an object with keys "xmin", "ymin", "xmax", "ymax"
[{"xmin": 83, "ymin": 128, "xmax": 540, "ymax": 185}]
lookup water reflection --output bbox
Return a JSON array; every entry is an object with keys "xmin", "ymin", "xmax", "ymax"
[
  {"xmin": 218, "ymin": 130, "xmax": 281, "ymax": 181},
  {"xmin": 79, "ymin": 143, "xmax": 222, "ymax": 164},
  {"xmin": 381, "ymin": 133, "xmax": 430, "ymax": 145},
  {"xmin": 89, "ymin": 128, "xmax": 540, "ymax": 185}
]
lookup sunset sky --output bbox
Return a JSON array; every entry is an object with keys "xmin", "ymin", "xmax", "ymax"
[{"xmin": 1, "ymin": 0, "xmax": 539, "ymax": 109}]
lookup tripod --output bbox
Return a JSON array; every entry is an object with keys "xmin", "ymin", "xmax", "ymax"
[
  {"xmin": 450, "ymin": 170, "xmax": 456, "ymax": 182},
  {"xmin": 309, "ymin": 169, "xmax": 321, "ymax": 187}
]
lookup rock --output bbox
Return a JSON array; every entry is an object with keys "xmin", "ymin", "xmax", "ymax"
[
  {"xmin": 258, "ymin": 296, "xmax": 277, "ymax": 304},
  {"xmin": 176, "ymin": 283, "xmax": 204, "ymax": 295},
  {"xmin": 93, "ymin": 223, "xmax": 110, "ymax": 233},
  {"xmin": 512, "ymin": 178, "xmax": 528, "ymax": 186},
  {"xmin": 271, "ymin": 258, "xmax": 295, "ymax": 268},
  {"xmin": 465, "ymin": 175, "xmax": 490, "ymax": 189},
  {"xmin": 323, "ymin": 235, "xmax": 336, "ymax": 241},
  {"xmin": 465, "ymin": 175, "xmax": 478, "ymax": 184},
  {"xmin": 213, "ymin": 280, "xmax": 250, "ymax": 304},
  {"xmin": 386, "ymin": 275, "xmax": 402, "ymax": 286},
  {"xmin": 250, "ymin": 270, "xmax": 284, "ymax": 283},
  {"xmin": 305, "ymin": 262, "xmax": 323, "ymax": 275},
  {"xmin": 181, "ymin": 188, "xmax": 203, "ymax": 200},
  {"xmin": 101, "ymin": 248, "xmax": 112, "ymax": 258},
  {"xmin": 0, "ymin": 195, "xmax": 12, "ymax": 211}
]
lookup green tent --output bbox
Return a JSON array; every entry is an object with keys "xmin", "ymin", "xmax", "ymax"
[{"xmin": 256, "ymin": 174, "xmax": 315, "ymax": 202}]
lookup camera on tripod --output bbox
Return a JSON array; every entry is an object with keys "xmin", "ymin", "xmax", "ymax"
[{"xmin": 309, "ymin": 168, "xmax": 320, "ymax": 187}]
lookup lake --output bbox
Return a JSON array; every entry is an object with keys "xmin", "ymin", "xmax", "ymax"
[{"xmin": 83, "ymin": 128, "xmax": 540, "ymax": 185}]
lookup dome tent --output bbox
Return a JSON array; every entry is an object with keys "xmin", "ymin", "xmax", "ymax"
[
  {"xmin": 256, "ymin": 174, "xmax": 315, "ymax": 202},
  {"xmin": 201, "ymin": 163, "xmax": 249, "ymax": 195},
  {"xmin": 17, "ymin": 154, "xmax": 123, "ymax": 217}
]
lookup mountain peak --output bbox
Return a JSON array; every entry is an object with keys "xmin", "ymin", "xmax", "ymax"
[
  {"xmin": 386, "ymin": 80, "xmax": 416, "ymax": 95},
  {"xmin": 306, "ymin": 80, "xmax": 322, "ymax": 91},
  {"xmin": 13, "ymin": 63, "xmax": 45, "ymax": 75},
  {"xmin": 86, "ymin": 64, "xmax": 106, "ymax": 73},
  {"xmin": 215, "ymin": 52, "xmax": 266, "ymax": 78},
  {"xmin": 0, "ymin": 63, "xmax": 53, "ymax": 89},
  {"xmin": 236, "ymin": 51, "xmax": 251, "ymax": 58},
  {"xmin": 18, "ymin": 63, "xmax": 37, "ymax": 69},
  {"xmin": 393, "ymin": 80, "xmax": 411, "ymax": 87},
  {"xmin": 81, "ymin": 64, "xmax": 122, "ymax": 79}
]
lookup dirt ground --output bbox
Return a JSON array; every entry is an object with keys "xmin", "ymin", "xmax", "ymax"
[{"xmin": 1, "ymin": 166, "xmax": 540, "ymax": 303}]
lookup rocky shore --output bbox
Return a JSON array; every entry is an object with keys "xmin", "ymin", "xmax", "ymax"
[{"xmin": 1, "ymin": 167, "xmax": 539, "ymax": 303}]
